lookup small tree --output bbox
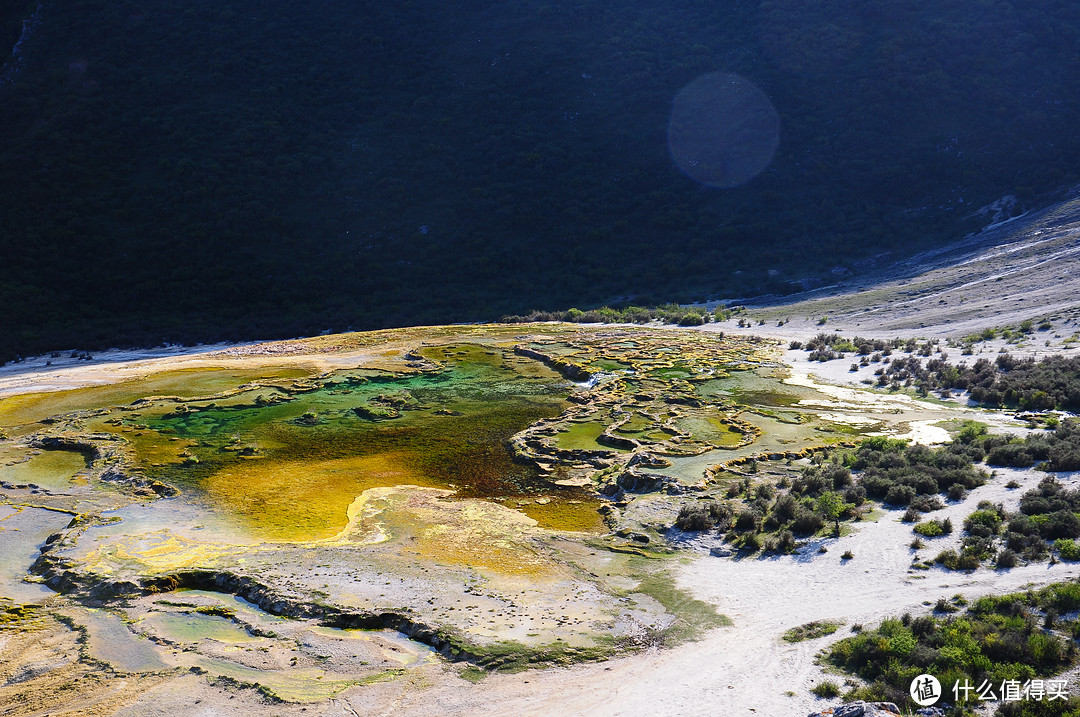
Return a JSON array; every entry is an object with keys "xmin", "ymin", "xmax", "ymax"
[{"xmin": 817, "ymin": 491, "xmax": 851, "ymax": 536}]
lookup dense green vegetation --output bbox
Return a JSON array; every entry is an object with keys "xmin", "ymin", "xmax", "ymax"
[
  {"xmin": 501, "ymin": 304, "xmax": 735, "ymax": 327},
  {"xmin": 2, "ymin": 1, "xmax": 1079, "ymax": 360},
  {"xmin": 909, "ymin": 463, "xmax": 1080, "ymax": 571},
  {"xmin": 987, "ymin": 422, "xmax": 1080, "ymax": 472},
  {"xmin": 847, "ymin": 436, "xmax": 988, "ymax": 507},
  {"xmin": 672, "ymin": 466, "xmax": 862, "ymax": 552},
  {"xmin": 827, "ymin": 583, "xmax": 1080, "ymax": 713}
]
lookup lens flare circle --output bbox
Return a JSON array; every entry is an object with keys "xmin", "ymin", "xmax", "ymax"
[{"xmin": 667, "ymin": 72, "xmax": 780, "ymax": 188}]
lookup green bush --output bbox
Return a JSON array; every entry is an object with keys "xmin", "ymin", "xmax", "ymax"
[
  {"xmin": 935, "ymin": 549, "xmax": 980, "ymax": 570},
  {"xmin": 914, "ymin": 520, "xmax": 946, "ymax": 537},
  {"xmin": 965, "ymin": 509, "xmax": 1003, "ymax": 535},
  {"xmin": 791, "ymin": 509, "xmax": 825, "ymax": 536},
  {"xmin": 996, "ymin": 549, "xmax": 1019, "ymax": 568},
  {"xmin": 674, "ymin": 504, "xmax": 713, "ymax": 531},
  {"xmin": 1055, "ymin": 539, "xmax": 1080, "ymax": 561},
  {"xmin": 811, "ymin": 680, "xmax": 841, "ymax": 698},
  {"xmin": 996, "ymin": 696, "xmax": 1080, "ymax": 717}
]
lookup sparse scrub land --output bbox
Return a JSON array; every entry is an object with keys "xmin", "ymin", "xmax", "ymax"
[
  {"xmin": 680, "ymin": 418, "xmax": 1080, "ymax": 569},
  {"xmin": 917, "ymin": 470, "xmax": 1080, "ymax": 570},
  {"xmin": 674, "ymin": 501, "xmax": 733, "ymax": 532},
  {"xmin": 982, "ymin": 419, "xmax": 1080, "ymax": 472},
  {"xmin": 673, "ymin": 461, "xmax": 863, "ymax": 554},
  {"xmin": 798, "ymin": 333, "xmax": 1080, "ymax": 411}
]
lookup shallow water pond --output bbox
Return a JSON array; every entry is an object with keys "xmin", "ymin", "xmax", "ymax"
[
  {"xmin": 76, "ymin": 607, "xmax": 168, "ymax": 671},
  {"xmin": 0, "ymin": 504, "xmax": 71, "ymax": 604},
  {"xmin": 140, "ymin": 610, "xmax": 263, "ymax": 644},
  {"xmin": 555, "ymin": 420, "xmax": 612, "ymax": 451},
  {"xmin": 0, "ymin": 449, "xmax": 87, "ymax": 490}
]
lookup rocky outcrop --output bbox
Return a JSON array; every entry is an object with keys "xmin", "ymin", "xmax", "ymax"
[
  {"xmin": 601, "ymin": 469, "xmax": 697, "ymax": 496},
  {"xmin": 32, "ymin": 435, "xmax": 108, "ymax": 459},
  {"xmin": 99, "ymin": 467, "xmax": 178, "ymax": 497},
  {"xmin": 808, "ymin": 701, "xmax": 902, "ymax": 717},
  {"xmin": 627, "ymin": 452, "xmax": 671, "ymax": 469}
]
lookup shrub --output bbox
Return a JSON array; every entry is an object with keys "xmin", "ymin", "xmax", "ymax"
[
  {"xmin": 1042, "ymin": 511, "xmax": 1080, "ymax": 540},
  {"xmin": 935, "ymin": 597, "xmax": 959, "ymax": 613},
  {"xmin": 884, "ymin": 484, "xmax": 917, "ymax": 506},
  {"xmin": 965, "ymin": 509, "xmax": 1003, "ymax": 535},
  {"xmin": 909, "ymin": 494, "xmax": 944, "ymax": 513},
  {"xmin": 773, "ymin": 493, "xmax": 798, "ymax": 521},
  {"xmin": 996, "ymin": 549, "xmax": 1019, "ymax": 568},
  {"xmin": 674, "ymin": 504, "xmax": 713, "ymax": 531},
  {"xmin": 791, "ymin": 509, "xmax": 825, "ymax": 536},
  {"xmin": 735, "ymin": 509, "xmax": 760, "ymax": 532},
  {"xmin": 741, "ymin": 531, "xmax": 762, "ymax": 551},
  {"xmin": 914, "ymin": 520, "xmax": 948, "ymax": 537},
  {"xmin": 956, "ymin": 553, "xmax": 981, "ymax": 570},
  {"xmin": 1055, "ymin": 539, "xmax": 1080, "ymax": 561},
  {"xmin": 811, "ymin": 681, "xmax": 841, "ymax": 698},
  {"xmin": 784, "ymin": 620, "xmax": 842, "ymax": 643},
  {"xmin": 843, "ymin": 484, "xmax": 866, "ymax": 506},
  {"xmin": 935, "ymin": 549, "xmax": 962, "ymax": 569}
]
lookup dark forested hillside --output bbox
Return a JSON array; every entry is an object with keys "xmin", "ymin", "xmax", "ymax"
[{"xmin": 1, "ymin": 0, "xmax": 1079, "ymax": 359}]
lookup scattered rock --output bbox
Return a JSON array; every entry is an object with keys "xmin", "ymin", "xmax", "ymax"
[
  {"xmin": 808, "ymin": 701, "xmax": 901, "ymax": 717},
  {"xmin": 915, "ymin": 708, "xmax": 948, "ymax": 717}
]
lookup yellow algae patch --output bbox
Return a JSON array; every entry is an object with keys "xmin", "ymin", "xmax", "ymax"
[
  {"xmin": 390, "ymin": 489, "xmax": 559, "ymax": 577},
  {"xmin": 335, "ymin": 486, "xmax": 568, "ymax": 577},
  {"xmin": 82, "ymin": 530, "xmax": 238, "ymax": 574},
  {"xmin": 517, "ymin": 499, "xmax": 606, "ymax": 534},
  {"xmin": 187, "ymin": 657, "xmax": 366, "ymax": 702},
  {"xmin": 86, "ymin": 411, "xmax": 197, "ymax": 469},
  {"xmin": 200, "ymin": 452, "xmax": 442, "ymax": 542},
  {"xmin": 321, "ymin": 488, "xmax": 403, "ymax": 545}
]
